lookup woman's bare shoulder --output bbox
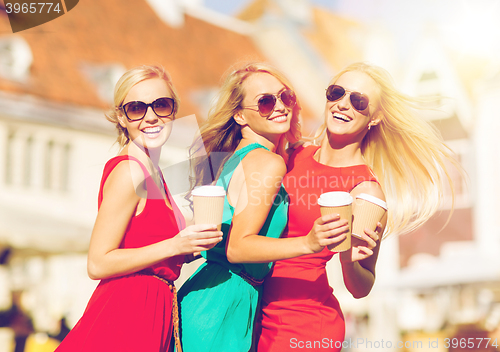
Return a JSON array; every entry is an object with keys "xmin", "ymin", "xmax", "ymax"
[
  {"xmin": 242, "ymin": 148, "xmax": 286, "ymax": 177},
  {"xmin": 103, "ymin": 159, "xmax": 145, "ymax": 197},
  {"xmin": 350, "ymin": 180, "xmax": 385, "ymax": 201}
]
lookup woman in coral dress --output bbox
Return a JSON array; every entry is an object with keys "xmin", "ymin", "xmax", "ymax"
[
  {"xmin": 55, "ymin": 65, "xmax": 222, "ymax": 352},
  {"xmin": 256, "ymin": 62, "xmax": 460, "ymax": 351}
]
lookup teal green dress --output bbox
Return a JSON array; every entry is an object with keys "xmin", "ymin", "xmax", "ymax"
[{"xmin": 178, "ymin": 143, "xmax": 288, "ymax": 352}]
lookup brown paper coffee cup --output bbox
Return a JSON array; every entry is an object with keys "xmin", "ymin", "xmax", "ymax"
[
  {"xmin": 318, "ymin": 192, "xmax": 353, "ymax": 252},
  {"xmin": 192, "ymin": 185, "xmax": 226, "ymax": 231},
  {"xmin": 351, "ymin": 193, "xmax": 387, "ymax": 240}
]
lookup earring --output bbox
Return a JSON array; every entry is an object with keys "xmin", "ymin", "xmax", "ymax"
[{"xmin": 368, "ymin": 124, "xmax": 372, "ymax": 131}]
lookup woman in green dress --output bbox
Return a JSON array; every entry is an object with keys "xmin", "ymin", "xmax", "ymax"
[{"xmin": 177, "ymin": 63, "xmax": 351, "ymax": 352}]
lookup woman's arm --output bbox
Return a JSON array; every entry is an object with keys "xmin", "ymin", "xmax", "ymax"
[
  {"xmin": 87, "ymin": 160, "xmax": 222, "ymax": 280},
  {"xmin": 226, "ymin": 149, "xmax": 349, "ymax": 263},
  {"xmin": 340, "ymin": 181, "xmax": 387, "ymax": 298}
]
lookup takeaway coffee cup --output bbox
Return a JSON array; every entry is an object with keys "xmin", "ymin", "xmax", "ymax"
[
  {"xmin": 351, "ymin": 193, "xmax": 387, "ymax": 240},
  {"xmin": 191, "ymin": 185, "xmax": 226, "ymax": 231},
  {"xmin": 318, "ymin": 191, "xmax": 353, "ymax": 252}
]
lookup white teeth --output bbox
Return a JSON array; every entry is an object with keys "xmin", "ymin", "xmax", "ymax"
[
  {"xmin": 270, "ymin": 115, "xmax": 287, "ymax": 122},
  {"xmin": 143, "ymin": 126, "xmax": 162, "ymax": 133},
  {"xmin": 333, "ymin": 112, "xmax": 351, "ymax": 122}
]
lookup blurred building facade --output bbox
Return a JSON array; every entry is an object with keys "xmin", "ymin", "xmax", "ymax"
[{"xmin": 1, "ymin": 0, "xmax": 499, "ymax": 350}]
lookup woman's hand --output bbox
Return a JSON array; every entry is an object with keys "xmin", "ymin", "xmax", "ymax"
[
  {"xmin": 305, "ymin": 214, "xmax": 350, "ymax": 254},
  {"xmin": 173, "ymin": 224, "xmax": 223, "ymax": 256},
  {"xmin": 340, "ymin": 222, "xmax": 381, "ymax": 263}
]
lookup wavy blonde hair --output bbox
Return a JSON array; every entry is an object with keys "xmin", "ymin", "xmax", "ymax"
[
  {"xmin": 189, "ymin": 62, "xmax": 301, "ymax": 189},
  {"xmin": 105, "ymin": 65, "xmax": 180, "ymax": 147},
  {"xmin": 315, "ymin": 62, "xmax": 461, "ymax": 237}
]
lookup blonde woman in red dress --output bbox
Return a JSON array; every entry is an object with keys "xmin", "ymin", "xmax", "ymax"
[
  {"xmin": 55, "ymin": 65, "xmax": 222, "ymax": 352},
  {"xmin": 256, "ymin": 62, "xmax": 459, "ymax": 351}
]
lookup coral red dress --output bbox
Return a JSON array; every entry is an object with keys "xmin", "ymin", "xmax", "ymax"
[
  {"xmin": 255, "ymin": 146, "xmax": 378, "ymax": 352},
  {"xmin": 56, "ymin": 156, "xmax": 185, "ymax": 352}
]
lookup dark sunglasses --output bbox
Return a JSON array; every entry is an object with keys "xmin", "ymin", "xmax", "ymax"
[
  {"xmin": 120, "ymin": 97, "xmax": 176, "ymax": 122},
  {"xmin": 242, "ymin": 89, "xmax": 297, "ymax": 117},
  {"xmin": 326, "ymin": 85, "xmax": 369, "ymax": 112}
]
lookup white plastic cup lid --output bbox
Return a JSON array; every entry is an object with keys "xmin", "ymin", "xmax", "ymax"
[
  {"xmin": 192, "ymin": 185, "xmax": 226, "ymax": 197},
  {"xmin": 355, "ymin": 193, "xmax": 387, "ymax": 210},
  {"xmin": 318, "ymin": 191, "xmax": 353, "ymax": 206}
]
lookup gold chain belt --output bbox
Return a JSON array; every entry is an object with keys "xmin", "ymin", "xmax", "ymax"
[{"xmin": 141, "ymin": 273, "xmax": 183, "ymax": 352}]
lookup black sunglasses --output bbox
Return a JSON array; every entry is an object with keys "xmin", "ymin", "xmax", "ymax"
[
  {"xmin": 242, "ymin": 89, "xmax": 297, "ymax": 117},
  {"xmin": 120, "ymin": 97, "xmax": 176, "ymax": 122},
  {"xmin": 326, "ymin": 85, "xmax": 370, "ymax": 112}
]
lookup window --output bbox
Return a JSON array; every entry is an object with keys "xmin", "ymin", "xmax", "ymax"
[
  {"xmin": 80, "ymin": 63, "xmax": 126, "ymax": 104},
  {"xmin": 442, "ymin": 139, "xmax": 471, "ymax": 209},
  {"xmin": 146, "ymin": 0, "xmax": 184, "ymax": 28},
  {"xmin": 4, "ymin": 127, "xmax": 71, "ymax": 193},
  {"xmin": 0, "ymin": 36, "xmax": 33, "ymax": 82},
  {"xmin": 44, "ymin": 140, "xmax": 54, "ymax": 190},
  {"xmin": 5, "ymin": 130, "xmax": 14, "ymax": 185},
  {"xmin": 416, "ymin": 70, "xmax": 443, "ymax": 108},
  {"xmin": 23, "ymin": 136, "xmax": 33, "ymax": 187}
]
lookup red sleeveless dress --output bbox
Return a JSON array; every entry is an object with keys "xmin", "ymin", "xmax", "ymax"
[
  {"xmin": 256, "ymin": 146, "xmax": 378, "ymax": 352},
  {"xmin": 56, "ymin": 156, "xmax": 185, "ymax": 352}
]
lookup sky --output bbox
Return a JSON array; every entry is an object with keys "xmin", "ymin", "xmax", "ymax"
[
  {"xmin": 205, "ymin": 0, "xmax": 339, "ymax": 15},
  {"xmin": 203, "ymin": 0, "xmax": 500, "ymax": 62}
]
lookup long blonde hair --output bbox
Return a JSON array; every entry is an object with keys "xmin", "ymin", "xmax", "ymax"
[
  {"xmin": 316, "ymin": 62, "xmax": 461, "ymax": 237},
  {"xmin": 190, "ymin": 62, "xmax": 301, "ymax": 189},
  {"xmin": 105, "ymin": 65, "xmax": 180, "ymax": 147}
]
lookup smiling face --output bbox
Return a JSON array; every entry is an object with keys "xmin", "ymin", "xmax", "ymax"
[
  {"xmin": 324, "ymin": 71, "xmax": 381, "ymax": 142},
  {"xmin": 118, "ymin": 78, "xmax": 174, "ymax": 151},
  {"xmin": 236, "ymin": 72, "xmax": 292, "ymax": 143}
]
